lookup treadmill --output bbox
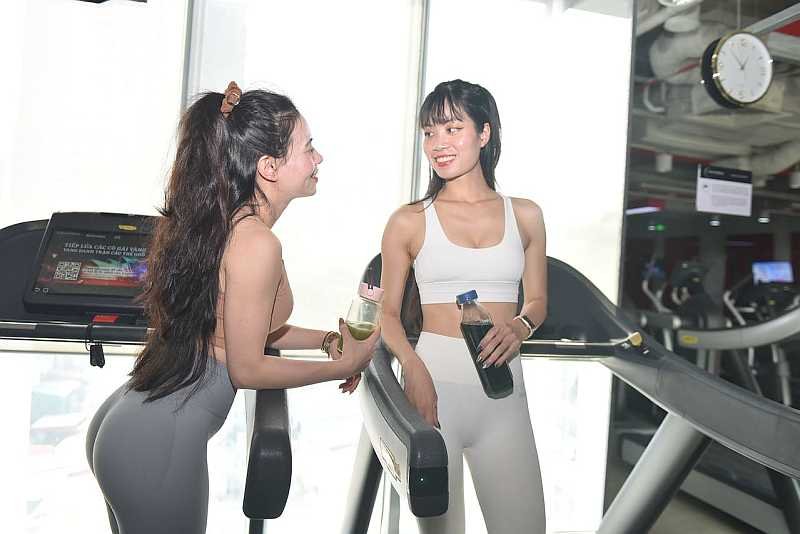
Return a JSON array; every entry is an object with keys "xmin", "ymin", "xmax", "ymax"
[
  {"xmin": 343, "ymin": 254, "xmax": 800, "ymax": 533},
  {"xmin": 726, "ymin": 269, "xmax": 799, "ymax": 409},
  {"xmin": 0, "ymin": 215, "xmax": 292, "ymax": 533},
  {"xmin": 633, "ymin": 279, "xmax": 800, "ymax": 532}
]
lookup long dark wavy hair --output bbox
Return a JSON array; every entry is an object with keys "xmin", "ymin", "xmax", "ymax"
[
  {"xmin": 129, "ymin": 89, "xmax": 300, "ymax": 402},
  {"xmin": 416, "ymin": 79, "xmax": 502, "ymax": 206}
]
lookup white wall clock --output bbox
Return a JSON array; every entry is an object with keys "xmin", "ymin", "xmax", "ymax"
[{"xmin": 701, "ymin": 31, "xmax": 773, "ymax": 109}]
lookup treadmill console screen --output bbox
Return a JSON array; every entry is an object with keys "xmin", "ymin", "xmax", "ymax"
[
  {"xmin": 752, "ymin": 261, "xmax": 794, "ymax": 284},
  {"xmin": 24, "ymin": 212, "xmax": 156, "ymax": 316},
  {"xmin": 34, "ymin": 230, "xmax": 148, "ymax": 298}
]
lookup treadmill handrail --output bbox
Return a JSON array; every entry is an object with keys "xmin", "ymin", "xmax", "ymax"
[
  {"xmin": 243, "ymin": 386, "xmax": 292, "ymax": 520},
  {"xmin": 363, "ymin": 340, "xmax": 447, "ymax": 467},
  {"xmin": 676, "ymin": 305, "xmax": 800, "ymax": 350},
  {"xmin": 639, "ymin": 310, "xmax": 683, "ymax": 331},
  {"xmin": 0, "ymin": 319, "xmax": 150, "ymax": 345},
  {"xmin": 532, "ymin": 257, "xmax": 800, "ymax": 480},
  {"xmin": 520, "ymin": 333, "xmax": 642, "ymax": 360}
]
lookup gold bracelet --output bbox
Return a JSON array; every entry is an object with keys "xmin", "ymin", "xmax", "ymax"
[{"xmin": 321, "ymin": 330, "xmax": 340, "ymax": 357}]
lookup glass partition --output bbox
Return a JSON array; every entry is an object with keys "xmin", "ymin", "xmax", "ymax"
[{"xmin": 614, "ymin": 1, "xmax": 800, "ymax": 532}]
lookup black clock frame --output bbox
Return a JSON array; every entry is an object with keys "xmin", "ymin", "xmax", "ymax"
[{"xmin": 701, "ymin": 32, "xmax": 772, "ymax": 110}]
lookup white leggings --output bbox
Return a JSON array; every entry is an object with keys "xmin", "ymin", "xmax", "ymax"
[{"xmin": 414, "ymin": 332, "xmax": 546, "ymax": 534}]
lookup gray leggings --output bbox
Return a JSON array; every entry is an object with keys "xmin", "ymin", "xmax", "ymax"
[
  {"xmin": 86, "ymin": 359, "xmax": 235, "ymax": 534},
  {"xmin": 414, "ymin": 332, "xmax": 546, "ymax": 534}
]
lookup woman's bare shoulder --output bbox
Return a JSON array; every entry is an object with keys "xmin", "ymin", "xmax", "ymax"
[
  {"xmin": 385, "ymin": 202, "xmax": 426, "ymax": 235},
  {"xmin": 509, "ymin": 197, "xmax": 545, "ymax": 247},
  {"xmin": 509, "ymin": 196, "xmax": 543, "ymax": 221},
  {"xmin": 227, "ymin": 217, "xmax": 282, "ymax": 264}
]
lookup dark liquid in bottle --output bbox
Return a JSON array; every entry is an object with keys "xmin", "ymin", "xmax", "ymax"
[{"xmin": 460, "ymin": 321, "xmax": 514, "ymax": 399}]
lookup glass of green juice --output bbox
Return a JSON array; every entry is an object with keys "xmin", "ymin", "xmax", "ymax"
[{"xmin": 339, "ymin": 282, "xmax": 383, "ymax": 351}]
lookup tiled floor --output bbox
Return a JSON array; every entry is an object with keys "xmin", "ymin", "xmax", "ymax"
[{"xmin": 604, "ymin": 457, "xmax": 763, "ymax": 534}]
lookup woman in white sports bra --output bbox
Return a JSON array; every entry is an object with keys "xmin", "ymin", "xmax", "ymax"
[{"xmin": 381, "ymin": 79, "xmax": 547, "ymax": 534}]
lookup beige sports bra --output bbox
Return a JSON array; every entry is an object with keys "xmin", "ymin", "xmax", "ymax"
[{"xmin": 212, "ymin": 261, "xmax": 293, "ymax": 350}]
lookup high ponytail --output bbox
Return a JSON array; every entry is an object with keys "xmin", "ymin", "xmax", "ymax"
[{"xmin": 130, "ymin": 89, "xmax": 299, "ymax": 401}]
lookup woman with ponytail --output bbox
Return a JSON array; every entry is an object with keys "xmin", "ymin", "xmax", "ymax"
[{"xmin": 86, "ymin": 82, "xmax": 378, "ymax": 534}]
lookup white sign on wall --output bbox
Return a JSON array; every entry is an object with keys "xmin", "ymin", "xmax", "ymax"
[{"xmin": 696, "ymin": 165, "xmax": 753, "ymax": 217}]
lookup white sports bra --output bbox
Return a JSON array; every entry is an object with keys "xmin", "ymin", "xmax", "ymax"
[{"xmin": 414, "ymin": 194, "xmax": 524, "ymax": 305}]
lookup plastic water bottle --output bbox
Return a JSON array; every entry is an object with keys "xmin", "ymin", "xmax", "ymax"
[{"xmin": 457, "ymin": 290, "xmax": 513, "ymax": 399}]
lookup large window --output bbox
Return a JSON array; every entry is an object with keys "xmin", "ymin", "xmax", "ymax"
[
  {"xmin": 186, "ymin": 1, "xmax": 424, "ymax": 531},
  {"xmin": 0, "ymin": 0, "xmax": 188, "ymax": 229},
  {"xmin": 0, "ymin": 348, "xmax": 135, "ymax": 533},
  {"xmin": 414, "ymin": 2, "xmax": 633, "ymax": 532},
  {"xmin": 186, "ymin": 0, "xmax": 425, "ymax": 330}
]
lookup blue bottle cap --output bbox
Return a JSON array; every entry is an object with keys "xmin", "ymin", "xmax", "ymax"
[{"xmin": 455, "ymin": 290, "xmax": 478, "ymax": 305}]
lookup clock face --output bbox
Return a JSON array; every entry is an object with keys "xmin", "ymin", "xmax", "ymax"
[{"xmin": 714, "ymin": 32, "xmax": 773, "ymax": 105}]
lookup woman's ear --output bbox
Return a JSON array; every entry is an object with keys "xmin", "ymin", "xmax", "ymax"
[
  {"xmin": 257, "ymin": 155, "xmax": 278, "ymax": 183},
  {"xmin": 480, "ymin": 123, "xmax": 491, "ymax": 148}
]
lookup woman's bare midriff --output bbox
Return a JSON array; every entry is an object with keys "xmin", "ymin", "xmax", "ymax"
[{"xmin": 421, "ymin": 301, "xmax": 519, "ymax": 338}]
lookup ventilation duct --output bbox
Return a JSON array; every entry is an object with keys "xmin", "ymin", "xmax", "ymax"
[
  {"xmin": 714, "ymin": 140, "xmax": 800, "ymax": 177},
  {"xmin": 637, "ymin": 0, "xmax": 704, "ymax": 36},
  {"xmin": 648, "ymin": 22, "xmax": 728, "ymax": 84}
]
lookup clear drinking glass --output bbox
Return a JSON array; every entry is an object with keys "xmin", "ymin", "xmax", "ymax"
[{"xmin": 339, "ymin": 283, "xmax": 383, "ymax": 350}]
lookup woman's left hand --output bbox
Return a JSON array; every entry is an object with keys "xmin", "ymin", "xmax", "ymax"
[
  {"xmin": 477, "ymin": 320, "xmax": 527, "ymax": 368},
  {"xmin": 338, "ymin": 373, "xmax": 362, "ymax": 394},
  {"xmin": 327, "ymin": 340, "xmax": 362, "ymax": 394}
]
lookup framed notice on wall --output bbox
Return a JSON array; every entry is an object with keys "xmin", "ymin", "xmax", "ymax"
[{"xmin": 695, "ymin": 165, "xmax": 752, "ymax": 217}]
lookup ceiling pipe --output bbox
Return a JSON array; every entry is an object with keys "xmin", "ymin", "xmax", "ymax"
[
  {"xmin": 714, "ymin": 140, "xmax": 800, "ymax": 177},
  {"xmin": 664, "ymin": 4, "xmax": 701, "ymax": 33},
  {"xmin": 746, "ymin": 3, "xmax": 800, "ymax": 35},
  {"xmin": 648, "ymin": 22, "xmax": 727, "ymax": 84},
  {"xmin": 637, "ymin": 0, "xmax": 703, "ymax": 36},
  {"xmin": 790, "ymin": 167, "xmax": 800, "ymax": 189}
]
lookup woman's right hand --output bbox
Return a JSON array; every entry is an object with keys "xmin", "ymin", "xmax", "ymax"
[
  {"xmin": 337, "ymin": 318, "xmax": 380, "ymax": 377},
  {"xmin": 402, "ymin": 357, "xmax": 440, "ymax": 428}
]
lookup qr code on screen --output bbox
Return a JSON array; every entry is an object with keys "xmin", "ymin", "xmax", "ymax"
[{"xmin": 54, "ymin": 261, "xmax": 81, "ymax": 281}]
